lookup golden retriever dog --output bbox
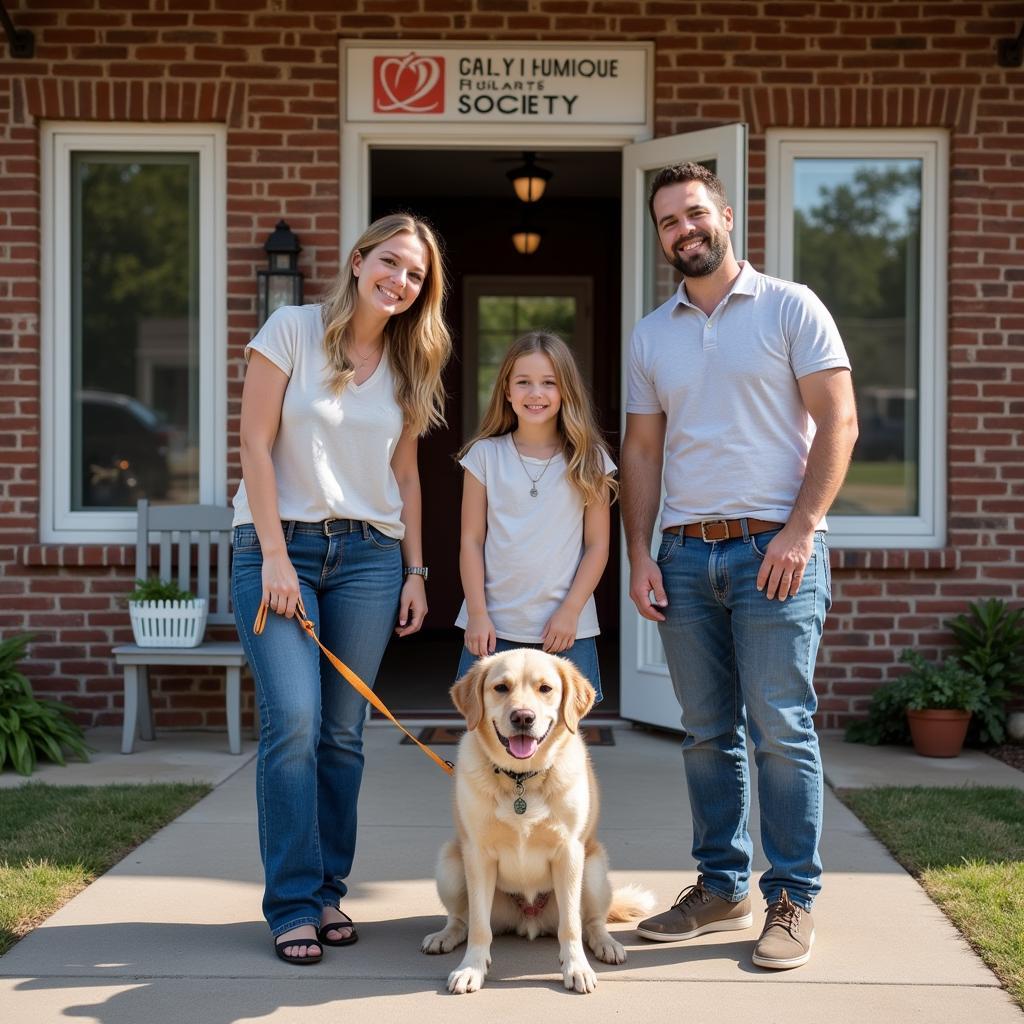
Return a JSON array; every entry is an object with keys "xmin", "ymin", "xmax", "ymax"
[{"xmin": 421, "ymin": 648, "xmax": 653, "ymax": 994}]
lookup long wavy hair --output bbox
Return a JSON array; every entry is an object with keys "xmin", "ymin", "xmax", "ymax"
[
  {"xmin": 460, "ymin": 332, "xmax": 617, "ymax": 506},
  {"xmin": 320, "ymin": 214, "xmax": 451, "ymax": 435}
]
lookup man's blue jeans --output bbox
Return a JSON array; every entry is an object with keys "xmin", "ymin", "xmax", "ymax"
[
  {"xmin": 232, "ymin": 519, "xmax": 402, "ymax": 937},
  {"xmin": 655, "ymin": 527, "xmax": 831, "ymax": 910}
]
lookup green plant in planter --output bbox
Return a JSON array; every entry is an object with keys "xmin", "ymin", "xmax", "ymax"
[
  {"xmin": 126, "ymin": 577, "xmax": 195, "ymax": 603},
  {"xmin": 0, "ymin": 633, "xmax": 90, "ymax": 775},
  {"xmin": 898, "ymin": 649, "xmax": 986, "ymax": 712},
  {"xmin": 845, "ymin": 649, "xmax": 986, "ymax": 745},
  {"xmin": 947, "ymin": 598, "xmax": 1024, "ymax": 745}
]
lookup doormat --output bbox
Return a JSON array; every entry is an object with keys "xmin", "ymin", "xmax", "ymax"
[{"xmin": 402, "ymin": 725, "xmax": 615, "ymax": 747}]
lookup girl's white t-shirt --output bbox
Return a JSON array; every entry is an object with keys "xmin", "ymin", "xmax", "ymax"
[
  {"xmin": 454, "ymin": 434, "xmax": 616, "ymax": 643},
  {"xmin": 231, "ymin": 304, "xmax": 406, "ymax": 538}
]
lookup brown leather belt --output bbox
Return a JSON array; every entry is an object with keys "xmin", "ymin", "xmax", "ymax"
[{"xmin": 665, "ymin": 518, "xmax": 784, "ymax": 542}]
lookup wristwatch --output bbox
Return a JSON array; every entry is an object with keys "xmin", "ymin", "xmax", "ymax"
[{"xmin": 403, "ymin": 565, "xmax": 429, "ymax": 581}]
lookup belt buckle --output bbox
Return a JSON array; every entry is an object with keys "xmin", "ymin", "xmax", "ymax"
[{"xmin": 700, "ymin": 518, "xmax": 730, "ymax": 543}]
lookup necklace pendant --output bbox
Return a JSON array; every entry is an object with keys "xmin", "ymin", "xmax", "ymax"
[
  {"xmin": 530, "ymin": 486, "xmax": 538, "ymax": 498},
  {"xmin": 514, "ymin": 796, "xmax": 527, "ymax": 814}
]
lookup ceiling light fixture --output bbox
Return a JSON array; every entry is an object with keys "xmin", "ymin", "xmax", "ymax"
[{"xmin": 507, "ymin": 152, "xmax": 552, "ymax": 203}]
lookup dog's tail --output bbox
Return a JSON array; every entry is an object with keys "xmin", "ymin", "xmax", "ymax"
[{"xmin": 607, "ymin": 884, "xmax": 656, "ymax": 923}]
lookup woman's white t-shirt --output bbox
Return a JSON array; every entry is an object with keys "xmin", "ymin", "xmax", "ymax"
[
  {"xmin": 231, "ymin": 304, "xmax": 406, "ymax": 538},
  {"xmin": 454, "ymin": 435, "xmax": 616, "ymax": 643}
]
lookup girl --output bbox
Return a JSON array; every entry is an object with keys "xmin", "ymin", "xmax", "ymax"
[
  {"xmin": 456, "ymin": 331, "xmax": 617, "ymax": 700},
  {"xmin": 231, "ymin": 213, "xmax": 451, "ymax": 965}
]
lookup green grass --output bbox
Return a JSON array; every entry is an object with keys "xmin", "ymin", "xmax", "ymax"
[
  {"xmin": 841, "ymin": 786, "xmax": 1024, "ymax": 1008},
  {"xmin": 0, "ymin": 782, "xmax": 210, "ymax": 955}
]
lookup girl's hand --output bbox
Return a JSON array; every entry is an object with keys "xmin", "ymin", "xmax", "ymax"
[
  {"xmin": 541, "ymin": 606, "xmax": 579, "ymax": 654},
  {"xmin": 262, "ymin": 552, "xmax": 301, "ymax": 619},
  {"xmin": 464, "ymin": 614, "xmax": 496, "ymax": 658},
  {"xmin": 395, "ymin": 575, "xmax": 427, "ymax": 637}
]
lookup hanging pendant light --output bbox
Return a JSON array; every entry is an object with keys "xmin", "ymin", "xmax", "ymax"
[
  {"xmin": 507, "ymin": 152, "xmax": 552, "ymax": 203},
  {"xmin": 511, "ymin": 228, "xmax": 542, "ymax": 255}
]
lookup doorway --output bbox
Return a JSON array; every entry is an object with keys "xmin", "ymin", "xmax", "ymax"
[{"xmin": 370, "ymin": 147, "xmax": 623, "ymax": 715}]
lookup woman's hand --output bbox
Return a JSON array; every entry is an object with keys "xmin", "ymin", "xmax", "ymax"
[
  {"xmin": 464, "ymin": 613, "xmax": 496, "ymax": 658},
  {"xmin": 541, "ymin": 605, "xmax": 579, "ymax": 654},
  {"xmin": 261, "ymin": 551, "xmax": 301, "ymax": 618},
  {"xmin": 395, "ymin": 575, "xmax": 427, "ymax": 637}
]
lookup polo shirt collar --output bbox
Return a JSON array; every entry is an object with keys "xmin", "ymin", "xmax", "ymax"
[{"xmin": 673, "ymin": 260, "xmax": 760, "ymax": 313}]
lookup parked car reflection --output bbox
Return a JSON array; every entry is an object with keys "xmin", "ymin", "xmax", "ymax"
[{"xmin": 79, "ymin": 390, "xmax": 171, "ymax": 507}]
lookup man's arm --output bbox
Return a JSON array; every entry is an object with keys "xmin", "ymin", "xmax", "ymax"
[
  {"xmin": 758, "ymin": 367, "xmax": 859, "ymax": 601},
  {"xmin": 621, "ymin": 412, "xmax": 669, "ymax": 621}
]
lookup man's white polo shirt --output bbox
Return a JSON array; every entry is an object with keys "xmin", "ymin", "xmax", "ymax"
[{"xmin": 626, "ymin": 261, "xmax": 851, "ymax": 532}]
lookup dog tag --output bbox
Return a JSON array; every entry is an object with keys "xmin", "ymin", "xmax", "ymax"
[{"xmin": 513, "ymin": 780, "xmax": 527, "ymax": 814}]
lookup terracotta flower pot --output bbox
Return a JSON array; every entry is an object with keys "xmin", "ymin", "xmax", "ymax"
[{"xmin": 906, "ymin": 708, "xmax": 971, "ymax": 758}]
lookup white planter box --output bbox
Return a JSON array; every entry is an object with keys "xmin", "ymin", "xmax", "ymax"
[{"xmin": 129, "ymin": 599, "xmax": 208, "ymax": 648}]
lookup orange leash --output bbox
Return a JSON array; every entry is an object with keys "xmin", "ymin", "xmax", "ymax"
[{"xmin": 253, "ymin": 599, "xmax": 454, "ymax": 776}]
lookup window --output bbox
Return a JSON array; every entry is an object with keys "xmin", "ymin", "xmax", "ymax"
[
  {"xmin": 42, "ymin": 125, "xmax": 226, "ymax": 542},
  {"xmin": 462, "ymin": 277, "xmax": 593, "ymax": 438},
  {"xmin": 766, "ymin": 130, "xmax": 948, "ymax": 548}
]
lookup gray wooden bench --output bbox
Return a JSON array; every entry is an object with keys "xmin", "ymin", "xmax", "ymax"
[{"xmin": 113, "ymin": 500, "xmax": 247, "ymax": 754}]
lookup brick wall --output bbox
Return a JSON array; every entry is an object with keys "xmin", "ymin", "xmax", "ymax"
[{"xmin": 0, "ymin": 0, "xmax": 1021, "ymax": 731}]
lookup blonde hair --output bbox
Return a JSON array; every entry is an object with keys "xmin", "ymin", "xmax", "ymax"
[
  {"xmin": 460, "ymin": 331, "xmax": 617, "ymax": 506},
  {"xmin": 320, "ymin": 214, "xmax": 451, "ymax": 435}
]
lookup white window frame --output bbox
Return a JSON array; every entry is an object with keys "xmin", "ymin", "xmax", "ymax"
[
  {"xmin": 765, "ymin": 128, "xmax": 948, "ymax": 549},
  {"xmin": 40, "ymin": 123, "xmax": 227, "ymax": 543}
]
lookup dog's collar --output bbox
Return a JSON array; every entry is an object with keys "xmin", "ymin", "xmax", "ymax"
[{"xmin": 492, "ymin": 765, "xmax": 545, "ymax": 815}]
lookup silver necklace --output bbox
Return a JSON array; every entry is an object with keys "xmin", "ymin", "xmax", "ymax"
[{"xmin": 510, "ymin": 433, "xmax": 557, "ymax": 498}]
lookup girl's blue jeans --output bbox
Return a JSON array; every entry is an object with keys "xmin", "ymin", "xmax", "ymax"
[
  {"xmin": 654, "ymin": 526, "xmax": 831, "ymax": 910},
  {"xmin": 232, "ymin": 519, "xmax": 402, "ymax": 937}
]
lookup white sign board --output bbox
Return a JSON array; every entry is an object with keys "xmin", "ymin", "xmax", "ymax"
[{"xmin": 343, "ymin": 42, "xmax": 650, "ymax": 127}]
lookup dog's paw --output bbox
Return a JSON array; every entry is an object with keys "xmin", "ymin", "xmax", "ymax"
[
  {"xmin": 422, "ymin": 926, "xmax": 466, "ymax": 954},
  {"xmin": 562, "ymin": 958, "xmax": 598, "ymax": 994},
  {"xmin": 590, "ymin": 935, "xmax": 626, "ymax": 964},
  {"xmin": 447, "ymin": 963, "xmax": 487, "ymax": 994}
]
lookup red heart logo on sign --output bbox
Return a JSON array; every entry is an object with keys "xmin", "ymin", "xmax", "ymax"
[{"xmin": 374, "ymin": 54, "xmax": 445, "ymax": 114}]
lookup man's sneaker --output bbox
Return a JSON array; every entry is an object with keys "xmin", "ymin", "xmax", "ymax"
[
  {"xmin": 636, "ymin": 876, "xmax": 753, "ymax": 941},
  {"xmin": 751, "ymin": 889, "xmax": 814, "ymax": 969}
]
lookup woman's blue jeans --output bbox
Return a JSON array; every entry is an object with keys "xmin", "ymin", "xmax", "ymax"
[
  {"xmin": 232, "ymin": 519, "xmax": 402, "ymax": 937},
  {"xmin": 655, "ymin": 527, "xmax": 831, "ymax": 910}
]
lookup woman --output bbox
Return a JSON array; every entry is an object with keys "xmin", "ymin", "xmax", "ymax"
[{"xmin": 231, "ymin": 213, "xmax": 451, "ymax": 964}]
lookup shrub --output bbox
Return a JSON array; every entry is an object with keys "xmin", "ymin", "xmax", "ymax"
[
  {"xmin": 0, "ymin": 634, "xmax": 90, "ymax": 775},
  {"xmin": 947, "ymin": 599, "xmax": 1024, "ymax": 745}
]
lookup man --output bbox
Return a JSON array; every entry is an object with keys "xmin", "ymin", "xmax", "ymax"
[{"xmin": 622, "ymin": 162, "xmax": 858, "ymax": 969}]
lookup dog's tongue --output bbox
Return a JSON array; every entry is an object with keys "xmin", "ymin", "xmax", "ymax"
[{"xmin": 508, "ymin": 733, "xmax": 538, "ymax": 759}]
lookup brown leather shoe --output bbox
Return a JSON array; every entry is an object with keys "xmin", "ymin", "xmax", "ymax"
[
  {"xmin": 752, "ymin": 890, "xmax": 815, "ymax": 969},
  {"xmin": 636, "ymin": 876, "xmax": 753, "ymax": 941}
]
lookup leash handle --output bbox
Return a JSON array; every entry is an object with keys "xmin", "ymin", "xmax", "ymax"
[{"xmin": 253, "ymin": 598, "xmax": 454, "ymax": 777}]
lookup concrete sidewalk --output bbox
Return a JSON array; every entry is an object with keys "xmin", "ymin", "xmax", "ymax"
[{"xmin": 1, "ymin": 726, "xmax": 1022, "ymax": 1023}]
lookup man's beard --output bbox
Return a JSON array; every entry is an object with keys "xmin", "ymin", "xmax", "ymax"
[{"xmin": 668, "ymin": 230, "xmax": 728, "ymax": 277}]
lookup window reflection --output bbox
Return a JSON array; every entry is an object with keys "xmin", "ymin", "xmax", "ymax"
[
  {"xmin": 791, "ymin": 158, "xmax": 921, "ymax": 516},
  {"xmin": 71, "ymin": 154, "xmax": 199, "ymax": 509}
]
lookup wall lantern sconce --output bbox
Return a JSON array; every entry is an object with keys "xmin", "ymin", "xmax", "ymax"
[
  {"xmin": 257, "ymin": 220, "xmax": 303, "ymax": 325},
  {"xmin": 507, "ymin": 152, "xmax": 552, "ymax": 203}
]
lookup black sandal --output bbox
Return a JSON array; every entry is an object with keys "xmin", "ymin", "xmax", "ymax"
[
  {"xmin": 274, "ymin": 934, "xmax": 323, "ymax": 965},
  {"xmin": 317, "ymin": 909, "xmax": 359, "ymax": 947}
]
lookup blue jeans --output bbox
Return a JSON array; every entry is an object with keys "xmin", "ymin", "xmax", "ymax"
[
  {"xmin": 232, "ymin": 519, "xmax": 403, "ymax": 937},
  {"xmin": 655, "ymin": 527, "xmax": 831, "ymax": 910},
  {"xmin": 456, "ymin": 635, "xmax": 603, "ymax": 704}
]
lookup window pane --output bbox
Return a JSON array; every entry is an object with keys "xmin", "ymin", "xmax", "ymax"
[
  {"xmin": 791, "ymin": 158, "xmax": 921, "ymax": 516},
  {"xmin": 71, "ymin": 153, "xmax": 200, "ymax": 510}
]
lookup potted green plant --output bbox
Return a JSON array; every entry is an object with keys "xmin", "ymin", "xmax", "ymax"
[
  {"xmin": 0, "ymin": 633, "xmax": 89, "ymax": 775},
  {"xmin": 898, "ymin": 650, "xmax": 986, "ymax": 758},
  {"xmin": 126, "ymin": 576, "xmax": 207, "ymax": 648}
]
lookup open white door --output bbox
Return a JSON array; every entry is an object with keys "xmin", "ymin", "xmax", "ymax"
[{"xmin": 618, "ymin": 124, "xmax": 747, "ymax": 731}]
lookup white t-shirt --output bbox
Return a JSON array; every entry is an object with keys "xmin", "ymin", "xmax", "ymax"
[
  {"xmin": 231, "ymin": 304, "xmax": 406, "ymax": 537},
  {"xmin": 626, "ymin": 262, "xmax": 851, "ymax": 532},
  {"xmin": 454, "ymin": 435, "xmax": 616, "ymax": 643}
]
